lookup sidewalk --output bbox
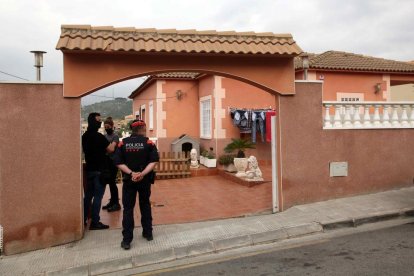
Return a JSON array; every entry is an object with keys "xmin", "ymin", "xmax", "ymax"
[{"xmin": 2, "ymin": 187, "xmax": 414, "ymax": 276}]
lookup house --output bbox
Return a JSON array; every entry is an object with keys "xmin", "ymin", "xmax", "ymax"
[
  {"xmin": 129, "ymin": 72, "xmax": 276, "ymax": 163},
  {"xmin": 295, "ymin": 51, "xmax": 414, "ymax": 102}
]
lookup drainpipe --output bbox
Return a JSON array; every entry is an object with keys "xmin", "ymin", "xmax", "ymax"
[
  {"xmin": 302, "ymin": 54, "xmax": 309, "ymax": 80},
  {"xmin": 214, "ymin": 80, "xmax": 218, "ymax": 157}
]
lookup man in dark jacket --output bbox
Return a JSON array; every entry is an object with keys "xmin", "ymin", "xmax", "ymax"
[
  {"xmin": 82, "ymin": 112, "xmax": 116, "ymax": 230},
  {"xmin": 114, "ymin": 120, "xmax": 159, "ymax": 250}
]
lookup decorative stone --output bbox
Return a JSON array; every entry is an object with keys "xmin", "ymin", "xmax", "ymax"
[
  {"xmin": 190, "ymin": 148, "xmax": 199, "ymax": 169},
  {"xmin": 245, "ymin": 156, "xmax": 264, "ymax": 181},
  {"xmin": 234, "ymin": 157, "xmax": 248, "ymax": 178}
]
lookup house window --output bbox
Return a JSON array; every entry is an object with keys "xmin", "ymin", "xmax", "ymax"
[
  {"xmin": 337, "ymin": 93, "xmax": 364, "ymax": 115},
  {"xmin": 140, "ymin": 104, "xmax": 146, "ymax": 123},
  {"xmin": 149, "ymin": 101, "xmax": 154, "ymax": 130},
  {"xmin": 200, "ymin": 96, "xmax": 212, "ymax": 139}
]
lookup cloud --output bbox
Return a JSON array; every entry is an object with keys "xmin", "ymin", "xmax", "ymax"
[{"xmin": 1, "ymin": 0, "xmax": 413, "ymax": 103}]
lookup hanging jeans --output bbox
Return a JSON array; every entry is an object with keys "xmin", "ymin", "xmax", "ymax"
[{"xmin": 252, "ymin": 112, "xmax": 265, "ymax": 143}]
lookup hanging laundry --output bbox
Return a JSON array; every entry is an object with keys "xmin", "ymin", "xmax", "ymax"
[
  {"xmin": 265, "ymin": 111, "xmax": 277, "ymax": 142},
  {"xmin": 231, "ymin": 109, "xmax": 252, "ymax": 133},
  {"xmin": 252, "ymin": 110, "xmax": 266, "ymax": 143}
]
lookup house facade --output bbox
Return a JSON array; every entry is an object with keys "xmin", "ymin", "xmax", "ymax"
[
  {"xmin": 295, "ymin": 51, "xmax": 414, "ymax": 103},
  {"xmin": 129, "ymin": 72, "xmax": 276, "ymax": 163}
]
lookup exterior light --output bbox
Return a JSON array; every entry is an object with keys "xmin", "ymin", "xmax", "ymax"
[
  {"xmin": 374, "ymin": 83, "xmax": 381, "ymax": 94},
  {"xmin": 30, "ymin": 50, "xmax": 46, "ymax": 81},
  {"xmin": 176, "ymin": 89, "xmax": 183, "ymax": 100}
]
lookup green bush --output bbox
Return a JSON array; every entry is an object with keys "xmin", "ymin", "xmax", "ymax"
[{"xmin": 218, "ymin": 154, "xmax": 236, "ymax": 165}]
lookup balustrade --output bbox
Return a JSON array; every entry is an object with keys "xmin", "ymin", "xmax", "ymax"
[{"xmin": 322, "ymin": 101, "xmax": 414, "ymax": 129}]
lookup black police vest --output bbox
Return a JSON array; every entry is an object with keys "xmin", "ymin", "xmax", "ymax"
[{"xmin": 122, "ymin": 135, "xmax": 152, "ymax": 172}]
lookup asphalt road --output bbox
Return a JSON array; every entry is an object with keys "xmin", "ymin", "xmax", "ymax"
[{"xmin": 151, "ymin": 222, "xmax": 414, "ymax": 276}]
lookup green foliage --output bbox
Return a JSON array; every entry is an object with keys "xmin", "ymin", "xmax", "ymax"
[
  {"xmin": 117, "ymin": 122, "xmax": 130, "ymax": 137},
  {"xmin": 206, "ymin": 151, "xmax": 215, "ymax": 159},
  {"xmin": 218, "ymin": 154, "xmax": 236, "ymax": 165},
  {"xmin": 224, "ymin": 138, "xmax": 256, "ymax": 158},
  {"xmin": 81, "ymin": 98, "xmax": 132, "ymax": 120}
]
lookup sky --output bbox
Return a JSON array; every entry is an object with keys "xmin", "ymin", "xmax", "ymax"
[{"xmin": 0, "ymin": 0, "xmax": 413, "ymax": 105}]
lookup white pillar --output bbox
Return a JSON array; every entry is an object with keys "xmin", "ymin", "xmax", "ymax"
[
  {"xmin": 382, "ymin": 105, "xmax": 391, "ymax": 127},
  {"xmin": 391, "ymin": 105, "xmax": 401, "ymax": 127},
  {"xmin": 353, "ymin": 104, "xmax": 362, "ymax": 128},
  {"xmin": 324, "ymin": 104, "xmax": 333, "ymax": 128},
  {"xmin": 333, "ymin": 104, "xmax": 342, "ymax": 128},
  {"xmin": 373, "ymin": 105, "xmax": 381, "ymax": 127},
  {"xmin": 271, "ymin": 116, "xmax": 279, "ymax": 213},
  {"xmin": 401, "ymin": 105, "xmax": 409, "ymax": 127},
  {"xmin": 363, "ymin": 104, "xmax": 372, "ymax": 127},
  {"xmin": 410, "ymin": 105, "xmax": 414, "ymax": 127},
  {"xmin": 343, "ymin": 105, "xmax": 353, "ymax": 127}
]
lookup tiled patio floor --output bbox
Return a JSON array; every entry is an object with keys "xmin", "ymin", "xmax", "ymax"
[{"xmin": 99, "ymin": 166, "xmax": 273, "ymax": 228}]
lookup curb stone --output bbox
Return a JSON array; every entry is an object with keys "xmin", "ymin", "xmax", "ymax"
[
  {"xmin": 89, "ymin": 257, "xmax": 132, "ymax": 276},
  {"xmin": 132, "ymin": 248, "xmax": 175, "ymax": 267},
  {"xmin": 213, "ymin": 235, "xmax": 252, "ymax": 251},
  {"xmin": 43, "ymin": 224, "xmax": 320, "ymax": 276},
  {"xmin": 321, "ymin": 208, "xmax": 414, "ymax": 230},
  {"xmin": 174, "ymin": 241, "xmax": 215, "ymax": 259},
  {"xmin": 46, "ymin": 265, "xmax": 89, "ymax": 276}
]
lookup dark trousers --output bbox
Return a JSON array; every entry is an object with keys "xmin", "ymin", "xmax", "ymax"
[
  {"xmin": 122, "ymin": 179, "xmax": 152, "ymax": 243},
  {"xmin": 84, "ymin": 171, "xmax": 105, "ymax": 224},
  {"xmin": 106, "ymin": 165, "xmax": 119, "ymax": 204}
]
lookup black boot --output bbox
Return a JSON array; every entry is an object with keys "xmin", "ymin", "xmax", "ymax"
[
  {"xmin": 102, "ymin": 201, "xmax": 113, "ymax": 210},
  {"xmin": 107, "ymin": 203, "xmax": 121, "ymax": 212}
]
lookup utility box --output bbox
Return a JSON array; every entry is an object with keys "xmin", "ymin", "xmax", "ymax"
[{"xmin": 330, "ymin": 162, "xmax": 348, "ymax": 177}]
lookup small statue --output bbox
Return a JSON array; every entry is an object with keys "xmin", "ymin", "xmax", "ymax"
[
  {"xmin": 190, "ymin": 148, "xmax": 199, "ymax": 169},
  {"xmin": 245, "ymin": 156, "xmax": 263, "ymax": 181}
]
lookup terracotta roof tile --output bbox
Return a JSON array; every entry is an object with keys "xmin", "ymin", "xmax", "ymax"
[
  {"xmin": 129, "ymin": 72, "xmax": 200, "ymax": 99},
  {"xmin": 154, "ymin": 72, "xmax": 200, "ymax": 79},
  {"xmin": 56, "ymin": 25, "xmax": 302, "ymax": 56},
  {"xmin": 295, "ymin": 51, "xmax": 414, "ymax": 73}
]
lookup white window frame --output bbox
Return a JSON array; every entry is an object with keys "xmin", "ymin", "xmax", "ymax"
[
  {"xmin": 200, "ymin": 95, "xmax": 212, "ymax": 139},
  {"xmin": 149, "ymin": 101, "xmax": 154, "ymax": 130},
  {"xmin": 140, "ymin": 104, "xmax": 146, "ymax": 122}
]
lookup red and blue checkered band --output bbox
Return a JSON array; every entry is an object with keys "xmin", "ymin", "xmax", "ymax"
[{"xmin": 131, "ymin": 120, "xmax": 146, "ymax": 128}]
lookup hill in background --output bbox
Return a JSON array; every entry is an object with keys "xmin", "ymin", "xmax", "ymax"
[{"xmin": 81, "ymin": 98, "xmax": 133, "ymax": 120}]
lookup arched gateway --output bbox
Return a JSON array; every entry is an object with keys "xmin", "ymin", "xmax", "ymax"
[
  {"xmin": 0, "ymin": 25, "xmax": 303, "ymax": 255},
  {"xmin": 56, "ymin": 25, "xmax": 302, "ymax": 97}
]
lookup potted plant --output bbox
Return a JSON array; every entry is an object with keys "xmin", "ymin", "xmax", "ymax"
[
  {"xmin": 218, "ymin": 154, "xmax": 237, "ymax": 172},
  {"xmin": 199, "ymin": 149, "xmax": 208, "ymax": 165},
  {"xmin": 223, "ymin": 139, "xmax": 256, "ymax": 177},
  {"xmin": 204, "ymin": 149, "xmax": 217, "ymax": 168}
]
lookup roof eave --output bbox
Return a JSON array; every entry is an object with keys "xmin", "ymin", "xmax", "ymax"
[{"xmin": 295, "ymin": 67, "xmax": 414, "ymax": 75}]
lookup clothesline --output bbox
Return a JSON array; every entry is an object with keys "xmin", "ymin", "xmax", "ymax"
[{"xmin": 228, "ymin": 106, "xmax": 273, "ymax": 113}]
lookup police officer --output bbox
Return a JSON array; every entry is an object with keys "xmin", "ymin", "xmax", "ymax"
[{"xmin": 114, "ymin": 119, "xmax": 159, "ymax": 250}]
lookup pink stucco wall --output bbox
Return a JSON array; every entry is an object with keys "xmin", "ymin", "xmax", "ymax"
[
  {"xmin": 0, "ymin": 83, "xmax": 82, "ymax": 255},
  {"xmin": 221, "ymin": 77, "xmax": 276, "ymax": 161},
  {"xmin": 279, "ymin": 81, "xmax": 414, "ymax": 209},
  {"xmin": 319, "ymin": 71, "xmax": 386, "ymax": 101},
  {"xmin": 132, "ymin": 81, "xmax": 157, "ymax": 137},
  {"xmin": 163, "ymin": 80, "xmax": 199, "ymax": 139},
  {"xmin": 132, "ymin": 75, "xmax": 275, "ymax": 161},
  {"xmin": 296, "ymin": 70, "xmax": 387, "ymax": 101}
]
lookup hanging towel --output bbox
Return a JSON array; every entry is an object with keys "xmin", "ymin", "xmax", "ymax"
[{"xmin": 265, "ymin": 111, "xmax": 276, "ymax": 142}]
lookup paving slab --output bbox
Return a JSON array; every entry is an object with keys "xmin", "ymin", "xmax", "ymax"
[{"xmin": 1, "ymin": 187, "xmax": 414, "ymax": 276}]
